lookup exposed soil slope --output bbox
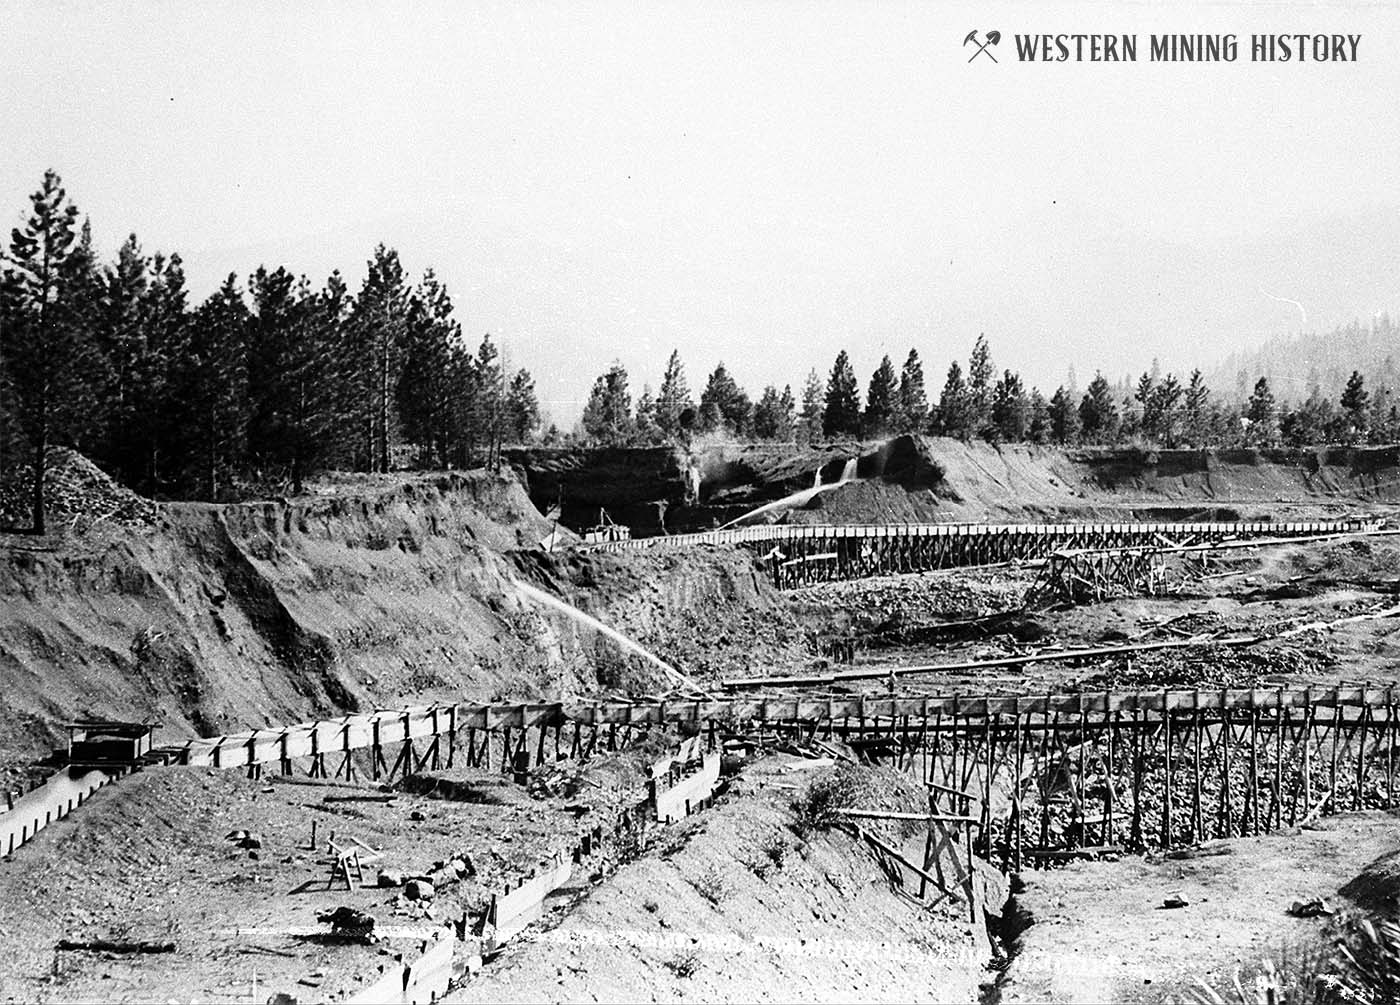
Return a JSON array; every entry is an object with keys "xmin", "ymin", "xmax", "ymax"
[
  {"xmin": 450, "ymin": 757, "xmax": 985, "ymax": 1004},
  {"xmin": 0, "ymin": 468, "xmax": 808, "ymax": 778},
  {"xmin": 509, "ymin": 437, "xmax": 1400, "ymax": 534}
]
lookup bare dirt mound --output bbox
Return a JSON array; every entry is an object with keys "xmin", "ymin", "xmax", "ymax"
[
  {"xmin": 452, "ymin": 757, "xmax": 984, "ymax": 1003},
  {"xmin": 0, "ymin": 447, "xmax": 157, "ymax": 533}
]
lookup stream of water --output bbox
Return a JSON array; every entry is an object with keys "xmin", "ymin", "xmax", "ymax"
[
  {"xmin": 512, "ymin": 579, "xmax": 696, "ymax": 690},
  {"xmin": 720, "ymin": 458, "xmax": 858, "ymax": 529}
]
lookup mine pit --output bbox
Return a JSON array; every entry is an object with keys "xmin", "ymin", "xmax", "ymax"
[{"xmin": 2, "ymin": 438, "xmax": 1400, "ymax": 1002}]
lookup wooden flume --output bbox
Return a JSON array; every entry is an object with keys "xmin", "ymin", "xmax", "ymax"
[
  {"xmin": 160, "ymin": 683, "xmax": 1400, "ymax": 867},
  {"xmin": 582, "ymin": 518, "xmax": 1377, "ymax": 586}
]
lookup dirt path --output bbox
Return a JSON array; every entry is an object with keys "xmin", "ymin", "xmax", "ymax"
[{"xmin": 997, "ymin": 810, "xmax": 1400, "ymax": 1004}]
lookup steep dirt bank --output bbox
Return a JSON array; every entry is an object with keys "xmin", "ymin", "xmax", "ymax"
[
  {"xmin": 504, "ymin": 441, "xmax": 867, "ymax": 535},
  {"xmin": 451, "ymin": 757, "xmax": 985, "ymax": 1004},
  {"xmin": 0, "ymin": 469, "xmax": 809, "ymax": 779},
  {"xmin": 508, "ymin": 438, "xmax": 1400, "ymax": 535}
]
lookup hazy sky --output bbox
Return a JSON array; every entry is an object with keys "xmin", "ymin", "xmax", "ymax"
[{"xmin": 4, "ymin": 1, "xmax": 1399, "ymax": 425}]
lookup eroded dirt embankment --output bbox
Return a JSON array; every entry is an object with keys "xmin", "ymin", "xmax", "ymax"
[
  {"xmin": 0, "ymin": 469, "xmax": 807, "ymax": 778},
  {"xmin": 508, "ymin": 437, "xmax": 1400, "ymax": 533},
  {"xmin": 450, "ymin": 757, "xmax": 985, "ymax": 1004}
]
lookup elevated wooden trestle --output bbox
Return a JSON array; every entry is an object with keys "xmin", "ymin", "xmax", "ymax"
[
  {"xmin": 166, "ymin": 684, "xmax": 1400, "ymax": 865},
  {"xmin": 582, "ymin": 519, "xmax": 1375, "ymax": 586}
]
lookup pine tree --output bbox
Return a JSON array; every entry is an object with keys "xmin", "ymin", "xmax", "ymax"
[
  {"xmin": 505, "ymin": 369, "xmax": 541, "ymax": 444},
  {"xmin": 0, "ymin": 170, "xmax": 93, "ymax": 533},
  {"xmin": 1183, "ymin": 369, "xmax": 1210, "ymax": 447},
  {"xmin": 1027, "ymin": 389, "xmax": 1051, "ymax": 444},
  {"xmin": 1048, "ymin": 386, "xmax": 1080, "ymax": 444},
  {"xmin": 752, "ymin": 384, "xmax": 795, "ymax": 440},
  {"xmin": 633, "ymin": 384, "xmax": 661, "ymax": 443},
  {"xmin": 582, "ymin": 361, "xmax": 632, "ymax": 444},
  {"xmin": 1340, "ymin": 370, "xmax": 1370, "ymax": 443},
  {"xmin": 778, "ymin": 384, "xmax": 797, "ymax": 440},
  {"xmin": 656, "ymin": 350, "xmax": 693, "ymax": 437},
  {"xmin": 94, "ymin": 233, "xmax": 150, "ymax": 482},
  {"xmin": 349, "ymin": 245, "xmax": 411, "ymax": 472},
  {"xmin": 178, "ymin": 274, "xmax": 249, "ymax": 499},
  {"xmin": 823, "ymin": 350, "xmax": 861, "ymax": 437},
  {"xmin": 863, "ymin": 355, "xmax": 897, "ymax": 437},
  {"xmin": 136, "ymin": 251, "xmax": 189, "ymax": 489},
  {"xmin": 398, "ymin": 270, "xmax": 460, "ymax": 467},
  {"xmin": 936, "ymin": 361, "xmax": 969, "ymax": 438},
  {"xmin": 991, "ymin": 369, "xmax": 1029, "ymax": 442},
  {"xmin": 798, "ymin": 369, "xmax": 824, "ymax": 444},
  {"xmin": 967, "ymin": 334, "xmax": 994, "ymax": 438},
  {"xmin": 1134, "ymin": 372, "xmax": 1156, "ymax": 441},
  {"xmin": 472, "ymin": 334, "xmax": 505, "ymax": 468},
  {"xmin": 699, "ymin": 362, "xmax": 751, "ymax": 435},
  {"xmin": 1245, "ymin": 377, "xmax": 1278, "ymax": 446},
  {"xmin": 896, "ymin": 349, "xmax": 928, "ymax": 433},
  {"xmin": 1078, "ymin": 372, "xmax": 1119, "ymax": 444}
]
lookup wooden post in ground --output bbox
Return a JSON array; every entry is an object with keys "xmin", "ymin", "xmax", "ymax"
[
  {"xmin": 1355, "ymin": 686, "xmax": 1369, "ymax": 812},
  {"xmin": 1221, "ymin": 689, "xmax": 1232, "ymax": 839},
  {"xmin": 1162, "ymin": 689, "xmax": 1174, "ymax": 848},
  {"xmin": 1012, "ymin": 697, "xmax": 1023, "ymax": 870},
  {"xmin": 1330, "ymin": 696, "xmax": 1341, "ymax": 807},
  {"xmin": 1130, "ymin": 706, "xmax": 1144, "ymax": 849},
  {"xmin": 1303, "ymin": 689, "xmax": 1313, "ymax": 821},
  {"xmin": 1191, "ymin": 690, "xmax": 1203, "ymax": 842},
  {"xmin": 1388, "ymin": 687, "xmax": 1397, "ymax": 809},
  {"xmin": 1253, "ymin": 702, "xmax": 1265, "ymax": 834},
  {"xmin": 1105, "ymin": 696, "xmax": 1116, "ymax": 849}
]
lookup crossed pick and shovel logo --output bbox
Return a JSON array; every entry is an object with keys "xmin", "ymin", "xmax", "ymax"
[{"xmin": 965, "ymin": 29, "xmax": 1001, "ymax": 62}]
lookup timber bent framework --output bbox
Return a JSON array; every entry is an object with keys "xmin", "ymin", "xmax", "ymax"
[
  {"xmin": 9, "ymin": 685, "xmax": 1398, "ymax": 868},
  {"xmin": 580, "ymin": 518, "xmax": 1378, "ymax": 586}
]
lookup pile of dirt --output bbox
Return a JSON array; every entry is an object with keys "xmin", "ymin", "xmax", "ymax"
[
  {"xmin": 453, "ymin": 757, "xmax": 984, "ymax": 1003},
  {"xmin": 0, "ymin": 447, "xmax": 157, "ymax": 533}
]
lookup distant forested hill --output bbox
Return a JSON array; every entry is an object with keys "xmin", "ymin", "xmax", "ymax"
[{"xmin": 1208, "ymin": 318, "xmax": 1400, "ymax": 404}]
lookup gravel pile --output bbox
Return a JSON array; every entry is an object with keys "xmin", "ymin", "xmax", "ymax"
[{"xmin": 0, "ymin": 447, "xmax": 157, "ymax": 533}]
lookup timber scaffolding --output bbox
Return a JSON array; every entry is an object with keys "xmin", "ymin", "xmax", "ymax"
[
  {"xmin": 161, "ymin": 685, "xmax": 1400, "ymax": 867},
  {"xmin": 581, "ymin": 518, "xmax": 1377, "ymax": 587}
]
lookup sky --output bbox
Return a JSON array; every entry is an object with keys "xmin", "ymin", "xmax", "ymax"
[{"xmin": 4, "ymin": 1, "xmax": 1399, "ymax": 426}]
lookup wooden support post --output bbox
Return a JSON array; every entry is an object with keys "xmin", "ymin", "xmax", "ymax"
[
  {"xmin": 1162, "ymin": 689, "xmax": 1174, "ymax": 848},
  {"xmin": 1302, "ymin": 690, "xmax": 1313, "ymax": 823},
  {"xmin": 1012, "ymin": 698, "xmax": 1023, "ymax": 871},
  {"xmin": 1273, "ymin": 694, "xmax": 1285, "ymax": 831},
  {"xmin": 1191, "ymin": 691, "xmax": 1203, "ymax": 842},
  {"xmin": 1330, "ymin": 698, "xmax": 1341, "ymax": 808},
  {"xmin": 1105, "ymin": 699, "xmax": 1116, "ymax": 849},
  {"xmin": 1221, "ymin": 694, "xmax": 1233, "ymax": 839},
  {"xmin": 1355, "ymin": 687, "xmax": 1369, "ymax": 812},
  {"xmin": 1130, "ymin": 706, "xmax": 1144, "ymax": 849},
  {"xmin": 1248, "ymin": 703, "xmax": 1260, "ymax": 835},
  {"xmin": 982, "ymin": 714, "xmax": 996, "ymax": 851},
  {"xmin": 1388, "ymin": 687, "xmax": 1397, "ymax": 810}
]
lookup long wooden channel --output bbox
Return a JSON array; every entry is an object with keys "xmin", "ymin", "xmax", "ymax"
[
  {"xmin": 20, "ymin": 683, "xmax": 1398, "ymax": 864},
  {"xmin": 581, "ymin": 519, "xmax": 1377, "ymax": 586}
]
